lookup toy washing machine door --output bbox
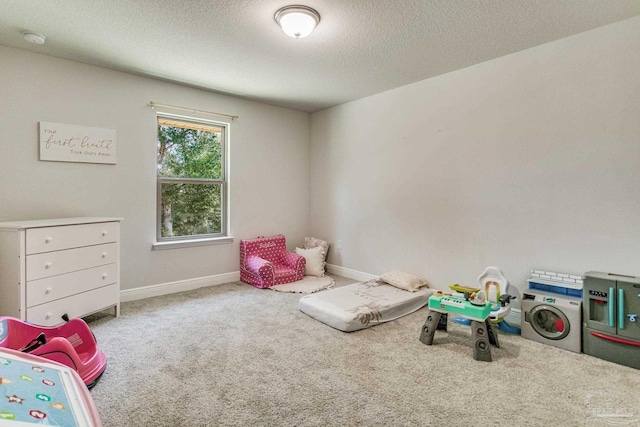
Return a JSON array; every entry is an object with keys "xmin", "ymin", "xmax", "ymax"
[{"xmin": 526, "ymin": 304, "xmax": 570, "ymax": 340}]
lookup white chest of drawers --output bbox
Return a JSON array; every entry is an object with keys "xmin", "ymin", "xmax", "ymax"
[{"xmin": 0, "ymin": 217, "xmax": 122, "ymax": 326}]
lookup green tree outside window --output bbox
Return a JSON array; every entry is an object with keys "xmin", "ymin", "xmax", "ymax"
[{"xmin": 157, "ymin": 118, "xmax": 226, "ymax": 239}]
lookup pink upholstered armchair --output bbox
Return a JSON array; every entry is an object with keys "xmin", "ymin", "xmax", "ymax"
[{"xmin": 240, "ymin": 235, "xmax": 305, "ymax": 288}]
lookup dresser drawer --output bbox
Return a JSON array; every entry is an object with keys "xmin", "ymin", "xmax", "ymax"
[
  {"xmin": 26, "ymin": 263, "xmax": 118, "ymax": 307},
  {"xmin": 26, "ymin": 283, "xmax": 119, "ymax": 326},
  {"xmin": 26, "ymin": 222, "xmax": 119, "ymax": 255},
  {"xmin": 26, "ymin": 243, "xmax": 118, "ymax": 281}
]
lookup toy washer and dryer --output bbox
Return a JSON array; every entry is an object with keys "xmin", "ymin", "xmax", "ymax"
[
  {"xmin": 521, "ymin": 271, "xmax": 583, "ymax": 354},
  {"xmin": 521, "ymin": 270, "xmax": 640, "ymax": 370}
]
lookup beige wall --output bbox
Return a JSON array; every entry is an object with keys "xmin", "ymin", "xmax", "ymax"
[
  {"xmin": 2, "ymin": 16, "xmax": 639, "ymax": 296},
  {"xmin": 310, "ymin": 17, "xmax": 640, "ymax": 292},
  {"xmin": 0, "ymin": 46, "xmax": 310, "ymax": 291}
]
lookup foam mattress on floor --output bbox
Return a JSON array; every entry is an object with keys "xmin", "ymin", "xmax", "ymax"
[{"xmin": 299, "ymin": 280, "xmax": 433, "ymax": 332}]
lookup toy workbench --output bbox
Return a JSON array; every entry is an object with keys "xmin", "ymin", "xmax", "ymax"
[{"xmin": 420, "ymin": 292, "xmax": 499, "ymax": 362}]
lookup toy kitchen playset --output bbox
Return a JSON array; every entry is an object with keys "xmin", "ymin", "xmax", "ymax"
[{"xmin": 582, "ymin": 271, "xmax": 640, "ymax": 370}]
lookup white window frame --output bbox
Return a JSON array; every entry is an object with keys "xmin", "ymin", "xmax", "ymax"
[{"xmin": 152, "ymin": 113, "xmax": 232, "ymax": 250}]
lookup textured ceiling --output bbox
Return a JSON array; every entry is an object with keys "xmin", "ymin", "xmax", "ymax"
[{"xmin": 1, "ymin": 0, "xmax": 639, "ymax": 113}]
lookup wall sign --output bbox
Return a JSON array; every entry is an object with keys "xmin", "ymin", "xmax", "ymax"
[{"xmin": 39, "ymin": 122, "xmax": 117, "ymax": 164}]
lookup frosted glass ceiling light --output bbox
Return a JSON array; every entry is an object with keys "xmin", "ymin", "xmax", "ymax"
[{"xmin": 274, "ymin": 5, "xmax": 320, "ymax": 39}]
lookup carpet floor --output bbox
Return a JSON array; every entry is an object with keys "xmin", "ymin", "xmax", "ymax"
[{"xmin": 85, "ymin": 275, "xmax": 640, "ymax": 426}]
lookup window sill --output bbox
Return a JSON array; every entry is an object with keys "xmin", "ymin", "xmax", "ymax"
[{"xmin": 152, "ymin": 236, "xmax": 234, "ymax": 251}]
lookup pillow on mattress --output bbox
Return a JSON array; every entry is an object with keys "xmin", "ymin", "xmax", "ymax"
[
  {"xmin": 379, "ymin": 270, "xmax": 428, "ymax": 292},
  {"xmin": 296, "ymin": 246, "xmax": 326, "ymax": 277}
]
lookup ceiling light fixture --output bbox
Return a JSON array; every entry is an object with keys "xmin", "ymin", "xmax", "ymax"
[
  {"xmin": 23, "ymin": 31, "xmax": 46, "ymax": 45},
  {"xmin": 274, "ymin": 5, "xmax": 320, "ymax": 39}
]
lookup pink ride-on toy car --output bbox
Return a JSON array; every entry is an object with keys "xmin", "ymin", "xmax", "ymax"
[{"xmin": 0, "ymin": 316, "xmax": 106, "ymax": 388}]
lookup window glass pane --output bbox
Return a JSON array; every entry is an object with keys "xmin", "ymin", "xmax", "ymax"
[
  {"xmin": 157, "ymin": 120, "xmax": 223, "ymax": 180},
  {"xmin": 160, "ymin": 182, "xmax": 222, "ymax": 238}
]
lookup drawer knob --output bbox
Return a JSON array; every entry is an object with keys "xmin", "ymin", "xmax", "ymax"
[
  {"xmin": 45, "ymin": 262, "xmax": 52, "ymax": 269},
  {"xmin": 45, "ymin": 313, "xmax": 51, "ymax": 320},
  {"xmin": 101, "ymin": 252, "xmax": 107, "ymax": 259},
  {"xmin": 102, "ymin": 273, "xmax": 108, "ymax": 280},
  {"xmin": 102, "ymin": 231, "xmax": 108, "ymax": 237},
  {"xmin": 45, "ymin": 237, "xmax": 53, "ymax": 244},
  {"xmin": 45, "ymin": 287, "xmax": 52, "ymax": 295}
]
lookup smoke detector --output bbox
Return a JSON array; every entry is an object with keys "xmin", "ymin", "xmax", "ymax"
[{"xmin": 23, "ymin": 32, "xmax": 46, "ymax": 45}]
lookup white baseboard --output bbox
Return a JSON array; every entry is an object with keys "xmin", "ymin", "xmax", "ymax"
[
  {"xmin": 122, "ymin": 264, "xmax": 374, "ymax": 303},
  {"xmin": 121, "ymin": 271, "xmax": 240, "ymax": 302},
  {"xmin": 326, "ymin": 264, "xmax": 377, "ymax": 282}
]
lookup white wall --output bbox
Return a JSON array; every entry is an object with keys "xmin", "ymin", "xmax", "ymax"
[
  {"xmin": 0, "ymin": 46, "xmax": 310, "ymax": 291},
  {"xmin": 310, "ymin": 16, "xmax": 640, "ymax": 292}
]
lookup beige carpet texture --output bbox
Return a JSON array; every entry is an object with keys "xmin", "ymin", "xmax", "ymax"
[{"xmin": 86, "ymin": 275, "xmax": 640, "ymax": 427}]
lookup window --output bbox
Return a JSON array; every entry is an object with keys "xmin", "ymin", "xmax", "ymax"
[{"xmin": 156, "ymin": 115, "xmax": 228, "ymax": 243}]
